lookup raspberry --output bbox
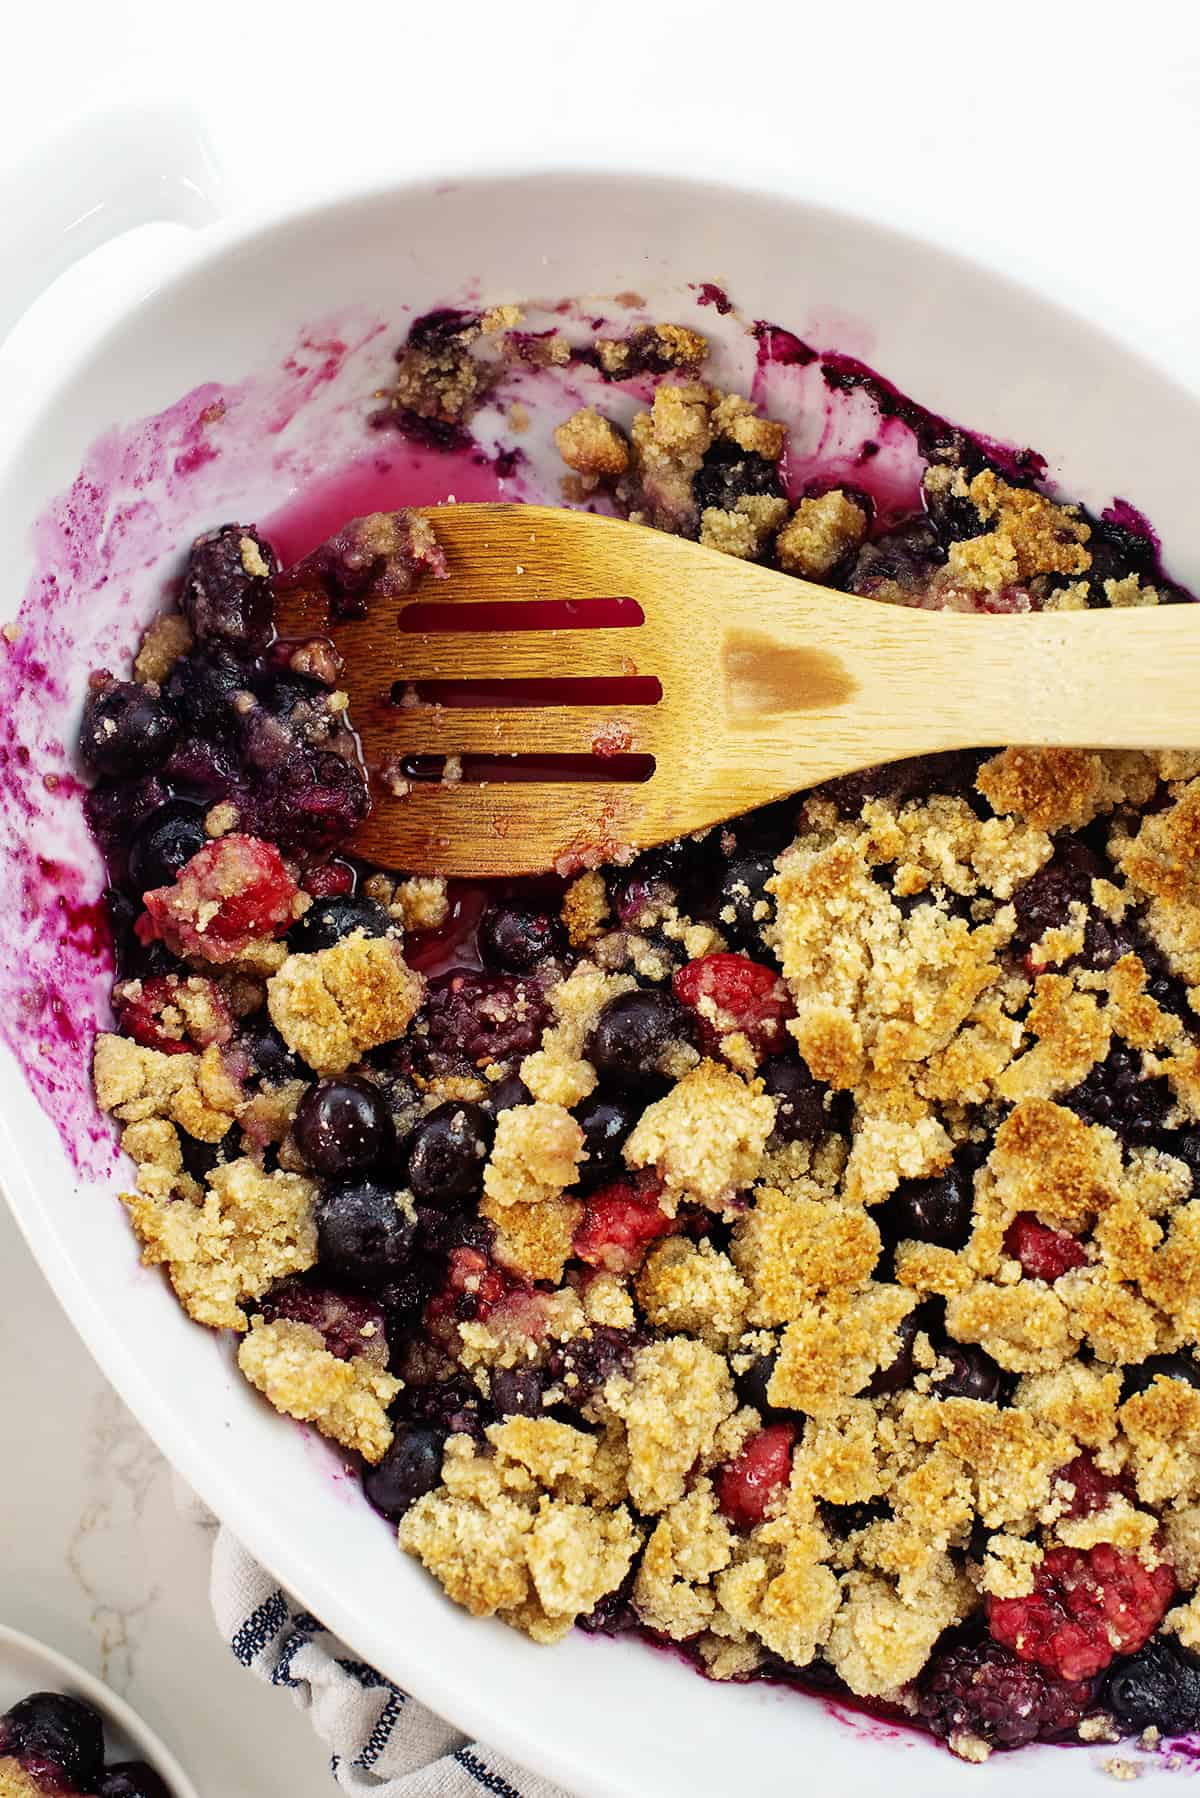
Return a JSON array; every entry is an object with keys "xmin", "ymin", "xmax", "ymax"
[
  {"xmin": 1057, "ymin": 1453, "xmax": 1135, "ymax": 1520},
  {"xmin": 672, "ymin": 952, "xmax": 793, "ymax": 1058},
  {"xmin": 302, "ymin": 860, "xmax": 356, "ymax": 898},
  {"xmin": 1003, "ymin": 1214, "xmax": 1088, "ymax": 1282},
  {"xmin": 572, "ymin": 1172, "xmax": 677, "ymax": 1273},
  {"xmin": 918, "ymin": 1638, "xmax": 1096, "ymax": 1750},
  {"xmin": 138, "ymin": 835, "xmax": 299, "ymax": 963},
  {"xmin": 715, "ymin": 1423, "xmax": 796, "ymax": 1530},
  {"xmin": 115, "ymin": 973, "xmax": 232, "ymax": 1056},
  {"xmin": 446, "ymin": 1246, "xmax": 508, "ymax": 1318},
  {"xmin": 988, "ymin": 1544, "xmax": 1176, "ymax": 1680}
]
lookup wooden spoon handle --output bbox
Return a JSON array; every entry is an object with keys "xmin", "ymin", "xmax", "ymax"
[{"xmin": 723, "ymin": 590, "xmax": 1200, "ymax": 772}]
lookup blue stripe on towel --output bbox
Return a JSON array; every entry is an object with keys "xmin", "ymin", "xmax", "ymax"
[
  {"xmin": 454, "ymin": 1747, "xmax": 524, "ymax": 1797},
  {"xmin": 230, "ymin": 1589, "xmax": 288, "ymax": 1666},
  {"xmin": 356, "ymin": 1690, "xmax": 404, "ymax": 1769}
]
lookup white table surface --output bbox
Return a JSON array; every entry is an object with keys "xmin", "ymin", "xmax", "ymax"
[{"xmin": 4, "ymin": 5, "xmax": 1200, "ymax": 1796}]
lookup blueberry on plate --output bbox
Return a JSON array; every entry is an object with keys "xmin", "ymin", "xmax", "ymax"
[
  {"xmin": 78, "ymin": 677, "xmax": 177, "ymax": 779},
  {"xmin": 586, "ymin": 989, "xmax": 690, "ymax": 1089},
  {"xmin": 573, "ymin": 1090, "xmax": 641, "ymax": 1190},
  {"xmin": 1105, "ymin": 1636, "xmax": 1200, "ymax": 1735},
  {"xmin": 295, "ymin": 1076, "xmax": 395, "ymax": 1178},
  {"xmin": 363, "ymin": 1425, "xmax": 447, "ymax": 1520},
  {"xmin": 126, "ymin": 799, "xmax": 208, "ymax": 893},
  {"xmin": 405, "ymin": 1101, "xmax": 492, "ymax": 1206},
  {"xmin": 316, "ymin": 1180, "xmax": 416, "ymax": 1290},
  {"xmin": 0, "ymin": 1691, "xmax": 105, "ymax": 1787},
  {"xmin": 289, "ymin": 894, "xmax": 392, "ymax": 953},
  {"xmin": 479, "ymin": 899, "xmax": 564, "ymax": 972}
]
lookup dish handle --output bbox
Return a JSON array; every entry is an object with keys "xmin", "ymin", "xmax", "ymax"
[{"xmin": 0, "ymin": 101, "xmax": 226, "ymax": 347}]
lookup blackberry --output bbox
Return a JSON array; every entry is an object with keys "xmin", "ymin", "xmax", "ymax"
[
  {"xmin": 1010, "ymin": 840, "xmax": 1104, "ymax": 956},
  {"xmin": 692, "ymin": 440, "xmax": 785, "ymax": 514},
  {"xmin": 918, "ymin": 1638, "xmax": 1096, "ymax": 1749},
  {"xmin": 1066, "ymin": 1041, "xmax": 1170, "ymax": 1144},
  {"xmin": 180, "ymin": 522, "xmax": 277, "ymax": 653}
]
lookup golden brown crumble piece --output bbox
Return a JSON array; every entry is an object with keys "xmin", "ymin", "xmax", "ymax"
[
  {"xmin": 825, "ymin": 1564, "xmax": 973, "ymax": 1697},
  {"xmin": 482, "ymin": 1101, "xmax": 585, "ymax": 1207},
  {"xmin": 1114, "ymin": 777, "xmax": 1200, "ymax": 989},
  {"xmin": 633, "ymin": 1480, "xmax": 734, "ymax": 1640},
  {"xmin": 267, "ymin": 932, "xmax": 422, "ymax": 1074},
  {"xmin": 945, "ymin": 1279, "xmax": 1078, "ymax": 1374},
  {"xmin": 384, "ymin": 323, "xmax": 492, "ymax": 426},
  {"xmin": 237, "ymin": 1316, "xmax": 400, "ymax": 1462},
  {"xmin": 94, "ymin": 1032, "xmax": 242, "ymax": 1144},
  {"xmin": 732, "ymin": 1186, "xmax": 881, "ymax": 1325},
  {"xmin": 134, "ymin": 610, "xmax": 193, "ymax": 683},
  {"xmin": 595, "ymin": 323, "xmax": 707, "ymax": 378},
  {"xmin": 635, "ymin": 1238, "xmax": 750, "ymax": 1347},
  {"xmin": 0, "ymin": 1759, "xmax": 48, "ymax": 1798},
  {"xmin": 603, "ymin": 1336, "xmax": 736, "ymax": 1514},
  {"xmin": 708, "ymin": 392, "xmax": 787, "ymax": 459},
  {"xmin": 123, "ymin": 1156, "xmax": 317, "ymax": 1329},
  {"xmin": 553, "ymin": 407, "xmax": 630, "ymax": 478},
  {"xmin": 976, "ymin": 747, "xmax": 1158, "ymax": 832},
  {"xmin": 621, "ymin": 381, "xmax": 787, "ymax": 535},
  {"xmin": 768, "ymin": 1285, "xmax": 914, "ymax": 1415},
  {"xmin": 945, "ymin": 468, "xmax": 1091, "ymax": 592},
  {"xmin": 624, "ymin": 1059, "xmax": 775, "ymax": 1210},
  {"xmin": 561, "ymin": 870, "xmax": 611, "ymax": 948},
  {"xmin": 393, "ymin": 874, "xmax": 449, "ymax": 931},
  {"xmin": 776, "ymin": 491, "xmax": 869, "ymax": 579},
  {"xmin": 399, "ymin": 1432, "xmax": 640, "ymax": 1637},
  {"xmin": 698, "ymin": 495, "xmax": 789, "ymax": 560},
  {"xmin": 119, "ymin": 1116, "xmax": 201, "ymax": 1206},
  {"xmin": 481, "ymin": 1192, "xmax": 583, "ymax": 1283}
]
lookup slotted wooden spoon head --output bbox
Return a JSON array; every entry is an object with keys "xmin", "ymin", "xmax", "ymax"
[{"xmin": 273, "ymin": 503, "xmax": 1200, "ymax": 876}]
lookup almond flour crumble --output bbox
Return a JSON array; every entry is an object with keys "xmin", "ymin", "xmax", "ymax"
[{"xmin": 80, "ymin": 301, "xmax": 1200, "ymax": 1761}]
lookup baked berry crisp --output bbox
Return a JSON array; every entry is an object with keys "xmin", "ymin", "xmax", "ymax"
[
  {"xmin": 0, "ymin": 1692, "xmax": 168, "ymax": 1797},
  {"xmin": 84, "ymin": 299, "xmax": 1200, "ymax": 1762}
]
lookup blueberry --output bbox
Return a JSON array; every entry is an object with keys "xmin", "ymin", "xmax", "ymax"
[
  {"xmin": 490, "ymin": 1365, "xmax": 547, "ymax": 1417},
  {"xmin": 865, "ymin": 1311, "xmax": 920, "ymax": 1396},
  {"xmin": 734, "ymin": 1349, "xmax": 779, "ymax": 1412},
  {"xmin": 295, "ymin": 1077, "xmax": 394, "ymax": 1178},
  {"xmin": 290, "ymin": 894, "xmax": 392, "ymax": 953},
  {"xmin": 573, "ymin": 1090, "xmax": 640, "ymax": 1189},
  {"xmin": 845, "ymin": 517, "xmax": 944, "ymax": 600},
  {"xmin": 587, "ymin": 989, "xmax": 690, "ymax": 1089},
  {"xmin": 240, "ymin": 1021, "xmax": 303, "ymax": 1084},
  {"xmin": 760, "ymin": 1054, "xmax": 831, "ymax": 1144},
  {"xmin": 164, "ymin": 644, "xmax": 248, "ymax": 733},
  {"xmin": 126, "ymin": 799, "xmax": 207, "ymax": 892},
  {"xmin": 820, "ymin": 1499, "xmax": 889, "ymax": 1537},
  {"xmin": 1105, "ymin": 1636, "xmax": 1200, "ymax": 1735},
  {"xmin": 363, "ymin": 1426, "xmax": 446, "ymax": 1519},
  {"xmin": 922, "ymin": 469, "xmax": 988, "ymax": 546},
  {"xmin": 316, "ymin": 1180, "xmax": 416, "ymax": 1290},
  {"xmin": 179, "ymin": 1123, "xmax": 240, "ymax": 1184},
  {"xmin": 96, "ymin": 1763, "xmax": 172, "ymax": 1798},
  {"xmin": 718, "ymin": 854, "xmax": 775, "ymax": 944},
  {"xmin": 180, "ymin": 522, "xmax": 277, "ymax": 653},
  {"xmin": 480, "ymin": 1074, "xmax": 531, "ymax": 1116},
  {"xmin": 84, "ymin": 775, "xmax": 172, "ymax": 859},
  {"xmin": 479, "ymin": 899, "xmax": 564, "ymax": 972},
  {"xmin": 79, "ymin": 676, "xmax": 177, "ymax": 778},
  {"xmin": 879, "ymin": 1162, "xmax": 974, "ymax": 1250},
  {"xmin": 933, "ymin": 1341, "xmax": 1007, "ymax": 1403},
  {"xmin": 405, "ymin": 1102, "xmax": 492, "ymax": 1206},
  {"xmin": 1122, "ymin": 1353, "xmax": 1200, "ymax": 1401},
  {"xmin": 0, "ymin": 1692, "xmax": 105, "ymax": 1787}
]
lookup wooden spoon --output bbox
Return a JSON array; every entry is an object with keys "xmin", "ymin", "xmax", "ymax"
[{"xmin": 274, "ymin": 503, "xmax": 1200, "ymax": 877}]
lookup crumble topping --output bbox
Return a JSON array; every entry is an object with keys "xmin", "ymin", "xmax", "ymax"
[
  {"xmin": 624, "ymin": 1059, "xmax": 775, "ymax": 1210},
  {"xmin": 483, "ymin": 1101, "xmax": 585, "ymax": 1207},
  {"xmin": 123, "ymin": 1156, "xmax": 317, "ymax": 1329},
  {"xmin": 776, "ymin": 491, "xmax": 869, "ymax": 579},
  {"xmin": 267, "ymin": 932, "xmax": 422, "ymax": 1072},
  {"xmin": 553, "ymin": 408, "xmax": 630, "ymax": 479},
  {"xmin": 238, "ymin": 1315, "xmax": 400, "ymax": 1462}
]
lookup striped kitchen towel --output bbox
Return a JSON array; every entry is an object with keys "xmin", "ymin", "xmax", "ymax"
[{"xmin": 208, "ymin": 1524, "xmax": 572, "ymax": 1797}]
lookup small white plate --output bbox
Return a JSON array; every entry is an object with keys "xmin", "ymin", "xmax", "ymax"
[{"xmin": 0, "ymin": 1624, "xmax": 198, "ymax": 1797}]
